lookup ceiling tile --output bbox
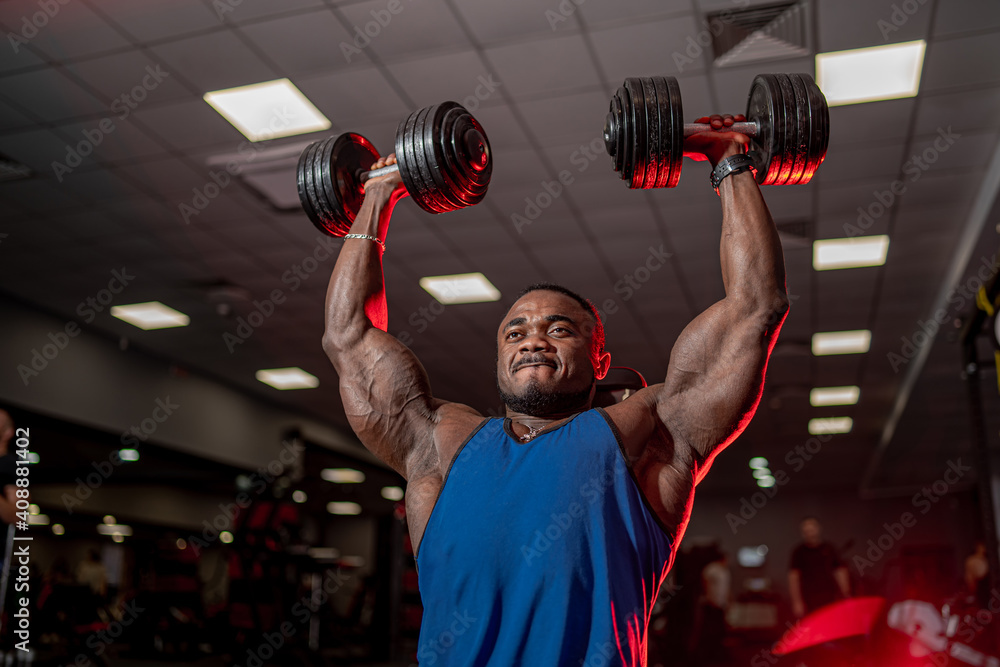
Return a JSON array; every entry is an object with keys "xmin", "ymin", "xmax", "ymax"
[
  {"xmin": 337, "ymin": 0, "xmax": 469, "ymax": 63},
  {"xmin": 451, "ymin": 0, "xmax": 578, "ymax": 45},
  {"xmin": 0, "ymin": 67, "xmax": 107, "ymax": 122},
  {"xmin": 591, "ymin": 15, "xmax": 708, "ymax": 83},
  {"xmin": 99, "ymin": 1, "xmax": 221, "ymax": 42},
  {"xmin": 130, "ymin": 97, "xmax": 243, "ymax": 151},
  {"xmin": 218, "ymin": 0, "xmax": 326, "ymax": 25},
  {"xmin": 240, "ymin": 9, "xmax": 369, "ymax": 75},
  {"xmin": 816, "ymin": 0, "xmax": 932, "ymax": 52},
  {"xmin": 932, "ymin": 0, "xmax": 1000, "ymax": 37},
  {"xmin": 386, "ymin": 51, "xmax": 498, "ymax": 109},
  {"xmin": 297, "ymin": 65, "xmax": 409, "ymax": 126},
  {"xmin": 148, "ymin": 30, "xmax": 281, "ymax": 93},
  {"xmin": 62, "ymin": 49, "xmax": 193, "ymax": 106},
  {"xmin": 515, "ymin": 90, "xmax": 609, "ymax": 146},
  {"xmin": 486, "ymin": 34, "xmax": 600, "ymax": 100},
  {"xmin": 914, "ymin": 86, "xmax": 1000, "ymax": 135},
  {"xmin": 922, "ymin": 33, "xmax": 1000, "ymax": 92},
  {"xmin": 0, "ymin": 1, "xmax": 131, "ymax": 61}
]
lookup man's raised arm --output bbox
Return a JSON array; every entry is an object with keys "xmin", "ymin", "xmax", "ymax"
[
  {"xmin": 657, "ymin": 116, "xmax": 790, "ymax": 482},
  {"xmin": 321, "ymin": 156, "xmax": 443, "ymax": 478}
]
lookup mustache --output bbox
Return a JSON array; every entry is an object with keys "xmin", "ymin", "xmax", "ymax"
[{"xmin": 512, "ymin": 354, "xmax": 557, "ymax": 371}]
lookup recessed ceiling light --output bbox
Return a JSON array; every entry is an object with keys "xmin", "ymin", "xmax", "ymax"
[
  {"xmin": 255, "ymin": 367, "xmax": 319, "ymax": 390},
  {"xmin": 748, "ymin": 457, "xmax": 769, "ymax": 469},
  {"xmin": 810, "ymin": 386, "xmax": 861, "ymax": 407},
  {"xmin": 757, "ymin": 476, "xmax": 776, "ymax": 488},
  {"xmin": 52, "ymin": 524, "xmax": 65, "ymax": 536},
  {"xmin": 204, "ymin": 78, "xmax": 331, "ymax": 142},
  {"xmin": 808, "ymin": 416, "xmax": 853, "ymax": 435},
  {"xmin": 813, "ymin": 235, "xmax": 890, "ymax": 270},
  {"xmin": 119, "ymin": 448, "xmax": 140, "ymax": 462},
  {"xmin": 292, "ymin": 490, "xmax": 307, "ymax": 503},
  {"xmin": 111, "ymin": 301, "xmax": 190, "ymax": 330},
  {"xmin": 752, "ymin": 468, "xmax": 772, "ymax": 480},
  {"xmin": 816, "ymin": 40, "xmax": 925, "ymax": 106},
  {"xmin": 97, "ymin": 523, "xmax": 132, "ymax": 536},
  {"xmin": 28, "ymin": 514, "xmax": 49, "ymax": 525},
  {"xmin": 220, "ymin": 531, "xmax": 234, "ymax": 544},
  {"xmin": 419, "ymin": 272, "xmax": 501, "ymax": 305},
  {"xmin": 381, "ymin": 486, "xmax": 404, "ymax": 501},
  {"xmin": 327, "ymin": 501, "xmax": 362, "ymax": 515},
  {"xmin": 812, "ymin": 330, "xmax": 871, "ymax": 356},
  {"xmin": 321, "ymin": 468, "xmax": 365, "ymax": 484},
  {"xmin": 103, "ymin": 515, "xmax": 116, "ymax": 525}
]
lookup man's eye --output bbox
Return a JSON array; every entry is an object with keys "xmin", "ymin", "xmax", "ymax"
[{"xmin": 507, "ymin": 331, "xmax": 521, "ymax": 339}]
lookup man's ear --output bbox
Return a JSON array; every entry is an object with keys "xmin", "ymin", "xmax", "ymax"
[{"xmin": 594, "ymin": 351, "xmax": 612, "ymax": 381}]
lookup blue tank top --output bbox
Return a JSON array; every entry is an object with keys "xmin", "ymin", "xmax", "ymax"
[{"xmin": 415, "ymin": 408, "xmax": 673, "ymax": 666}]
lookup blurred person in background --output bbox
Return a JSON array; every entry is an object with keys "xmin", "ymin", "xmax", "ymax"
[{"xmin": 789, "ymin": 517, "xmax": 850, "ymax": 618}]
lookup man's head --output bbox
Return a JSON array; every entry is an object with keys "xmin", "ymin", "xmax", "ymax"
[
  {"xmin": 0, "ymin": 410, "xmax": 12, "ymax": 455},
  {"xmin": 495, "ymin": 284, "xmax": 611, "ymax": 417},
  {"xmin": 800, "ymin": 517, "xmax": 822, "ymax": 546}
]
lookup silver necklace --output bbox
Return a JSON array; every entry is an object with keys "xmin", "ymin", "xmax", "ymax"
[{"xmin": 517, "ymin": 422, "xmax": 545, "ymax": 442}]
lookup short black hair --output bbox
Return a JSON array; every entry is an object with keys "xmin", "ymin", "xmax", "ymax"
[{"xmin": 517, "ymin": 283, "xmax": 605, "ymax": 357}]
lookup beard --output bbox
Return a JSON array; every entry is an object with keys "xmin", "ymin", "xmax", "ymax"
[{"xmin": 496, "ymin": 374, "xmax": 594, "ymax": 417}]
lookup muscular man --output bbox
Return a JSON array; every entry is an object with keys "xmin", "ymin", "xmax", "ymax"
[{"xmin": 322, "ymin": 115, "xmax": 788, "ymax": 665}]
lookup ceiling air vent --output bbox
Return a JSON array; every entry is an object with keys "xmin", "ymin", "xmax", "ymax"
[
  {"xmin": 0, "ymin": 152, "xmax": 31, "ymax": 182},
  {"xmin": 708, "ymin": 2, "xmax": 811, "ymax": 68}
]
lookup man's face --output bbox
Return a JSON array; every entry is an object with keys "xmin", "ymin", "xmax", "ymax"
[
  {"xmin": 495, "ymin": 290, "xmax": 609, "ymax": 417},
  {"xmin": 801, "ymin": 519, "xmax": 822, "ymax": 544}
]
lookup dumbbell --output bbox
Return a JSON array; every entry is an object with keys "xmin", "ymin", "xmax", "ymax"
[
  {"xmin": 603, "ymin": 73, "xmax": 829, "ymax": 189},
  {"xmin": 297, "ymin": 101, "xmax": 492, "ymax": 237}
]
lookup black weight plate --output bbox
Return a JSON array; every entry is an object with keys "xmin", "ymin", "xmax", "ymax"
[
  {"xmin": 433, "ymin": 105, "xmax": 469, "ymax": 209},
  {"xmin": 745, "ymin": 77, "xmax": 773, "ymax": 184},
  {"xmin": 297, "ymin": 140, "xmax": 324, "ymax": 230},
  {"xmin": 395, "ymin": 107, "xmax": 424, "ymax": 209},
  {"xmin": 624, "ymin": 78, "xmax": 647, "ymax": 189},
  {"xmin": 618, "ymin": 85, "xmax": 634, "ymax": 184},
  {"xmin": 331, "ymin": 133, "xmax": 380, "ymax": 235},
  {"xmin": 784, "ymin": 73, "xmax": 809, "ymax": 185},
  {"xmin": 773, "ymin": 73, "xmax": 797, "ymax": 185},
  {"xmin": 649, "ymin": 77, "xmax": 667, "ymax": 189},
  {"xmin": 643, "ymin": 77, "xmax": 662, "ymax": 189},
  {"xmin": 305, "ymin": 139, "xmax": 334, "ymax": 230},
  {"xmin": 663, "ymin": 76, "xmax": 683, "ymax": 189},
  {"xmin": 799, "ymin": 73, "xmax": 829, "ymax": 184},
  {"xmin": 747, "ymin": 74, "xmax": 783, "ymax": 185},
  {"xmin": 420, "ymin": 103, "xmax": 459, "ymax": 213},
  {"xmin": 434, "ymin": 103, "xmax": 475, "ymax": 208},
  {"xmin": 404, "ymin": 104, "xmax": 443, "ymax": 214},
  {"xmin": 442, "ymin": 104, "xmax": 491, "ymax": 206},
  {"xmin": 314, "ymin": 136, "xmax": 340, "ymax": 228}
]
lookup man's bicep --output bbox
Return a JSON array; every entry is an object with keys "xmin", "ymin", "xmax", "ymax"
[{"xmin": 333, "ymin": 329, "xmax": 438, "ymax": 477}]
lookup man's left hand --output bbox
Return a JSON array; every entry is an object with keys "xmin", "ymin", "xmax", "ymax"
[{"xmin": 683, "ymin": 114, "xmax": 750, "ymax": 168}]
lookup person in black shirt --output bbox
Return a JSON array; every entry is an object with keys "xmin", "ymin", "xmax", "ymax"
[{"xmin": 788, "ymin": 517, "xmax": 850, "ymax": 617}]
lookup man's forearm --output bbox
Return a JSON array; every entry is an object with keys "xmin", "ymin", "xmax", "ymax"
[
  {"xmin": 717, "ymin": 168, "xmax": 788, "ymax": 315},
  {"xmin": 323, "ymin": 183, "xmax": 398, "ymax": 352}
]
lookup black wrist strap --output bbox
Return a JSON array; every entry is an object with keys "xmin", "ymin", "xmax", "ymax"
[{"xmin": 710, "ymin": 154, "xmax": 755, "ymax": 193}]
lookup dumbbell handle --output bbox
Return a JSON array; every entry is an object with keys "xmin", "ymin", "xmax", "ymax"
[
  {"xmin": 683, "ymin": 121, "xmax": 758, "ymax": 138},
  {"xmin": 358, "ymin": 163, "xmax": 399, "ymax": 183}
]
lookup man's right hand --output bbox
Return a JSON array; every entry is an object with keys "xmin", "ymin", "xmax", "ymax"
[{"xmin": 364, "ymin": 153, "xmax": 408, "ymax": 206}]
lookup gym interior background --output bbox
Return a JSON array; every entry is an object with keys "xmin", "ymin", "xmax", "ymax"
[{"xmin": 0, "ymin": 0, "xmax": 999, "ymax": 665}]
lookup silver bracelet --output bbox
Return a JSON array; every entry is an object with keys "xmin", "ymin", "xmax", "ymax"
[{"xmin": 343, "ymin": 233, "xmax": 386, "ymax": 252}]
